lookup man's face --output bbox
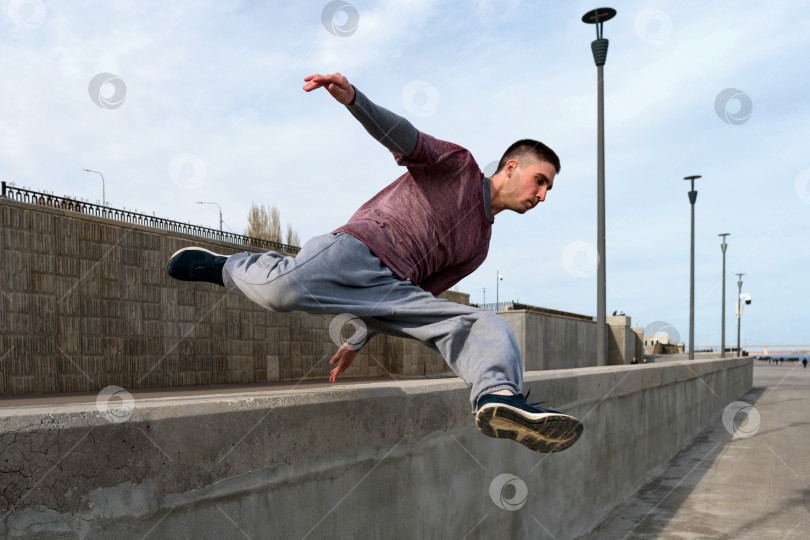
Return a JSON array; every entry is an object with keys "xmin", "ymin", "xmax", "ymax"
[{"xmin": 503, "ymin": 159, "xmax": 556, "ymax": 213}]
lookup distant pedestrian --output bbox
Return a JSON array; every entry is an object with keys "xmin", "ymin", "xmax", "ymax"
[
  {"xmin": 803, "ymin": 358, "xmax": 807, "ymax": 369},
  {"xmin": 631, "ymin": 357, "xmax": 638, "ymax": 365},
  {"xmin": 642, "ymin": 357, "xmax": 648, "ymax": 364}
]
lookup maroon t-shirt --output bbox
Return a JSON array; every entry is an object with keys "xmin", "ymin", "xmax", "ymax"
[{"xmin": 333, "ymin": 130, "xmax": 493, "ymax": 296}]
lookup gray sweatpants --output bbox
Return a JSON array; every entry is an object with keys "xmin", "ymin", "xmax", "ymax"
[{"xmin": 222, "ymin": 232, "xmax": 523, "ymax": 411}]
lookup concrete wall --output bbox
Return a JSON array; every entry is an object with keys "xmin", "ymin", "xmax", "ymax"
[
  {"xmin": 607, "ymin": 315, "xmax": 643, "ymax": 365},
  {"xmin": 500, "ymin": 310, "xmax": 595, "ymax": 371},
  {"xmin": 0, "ymin": 357, "xmax": 752, "ymax": 539},
  {"xmin": 0, "ymin": 198, "xmax": 457, "ymax": 395},
  {"xmin": 1, "ymin": 198, "xmax": 602, "ymax": 396}
]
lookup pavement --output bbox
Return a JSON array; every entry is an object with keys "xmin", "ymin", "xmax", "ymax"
[{"xmin": 579, "ymin": 363, "xmax": 810, "ymax": 539}]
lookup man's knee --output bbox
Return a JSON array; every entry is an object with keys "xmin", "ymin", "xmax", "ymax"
[{"xmin": 257, "ymin": 277, "xmax": 310, "ymax": 312}]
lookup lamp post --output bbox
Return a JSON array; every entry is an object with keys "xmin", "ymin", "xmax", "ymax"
[
  {"xmin": 719, "ymin": 233, "xmax": 730, "ymax": 357},
  {"xmin": 582, "ymin": 7, "xmax": 616, "ymax": 366},
  {"xmin": 496, "ymin": 270, "xmax": 503, "ymax": 310},
  {"xmin": 82, "ymin": 169, "xmax": 106, "ymax": 207},
  {"xmin": 684, "ymin": 175, "xmax": 701, "ymax": 359},
  {"xmin": 736, "ymin": 273, "xmax": 744, "ymax": 357},
  {"xmin": 197, "ymin": 201, "xmax": 223, "ymax": 238}
]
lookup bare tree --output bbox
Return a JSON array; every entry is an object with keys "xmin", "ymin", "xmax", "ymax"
[
  {"xmin": 286, "ymin": 224, "xmax": 300, "ymax": 248},
  {"xmin": 245, "ymin": 203, "xmax": 300, "ymax": 247},
  {"xmin": 244, "ymin": 203, "xmax": 271, "ymax": 240}
]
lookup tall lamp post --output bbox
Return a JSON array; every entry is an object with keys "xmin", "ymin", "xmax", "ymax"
[
  {"xmin": 82, "ymin": 169, "xmax": 106, "ymax": 207},
  {"xmin": 736, "ymin": 273, "xmax": 744, "ymax": 357},
  {"xmin": 197, "ymin": 201, "xmax": 223, "ymax": 238},
  {"xmin": 719, "ymin": 233, "xmax": 730, "ymax": 357},
  {"xmin": 496, "ymin": 270, "xmax": 503, "ymax": 310},
  {"xmin": 582, "ymin": 6, "xmax": 616, "ymax": 366},
  {"xmin": 684, "ymin": 175, "xmax": 701, "ymax": 359}
]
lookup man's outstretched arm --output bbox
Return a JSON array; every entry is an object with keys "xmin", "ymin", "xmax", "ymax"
[{"xmin": 303, "ymin": 72, "xmax": 418, "ymax": 156}]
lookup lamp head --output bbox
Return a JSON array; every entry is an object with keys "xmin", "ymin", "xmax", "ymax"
[{"xmin": 582, "ymin": 7, "xmax": 616, "ymax": 24}]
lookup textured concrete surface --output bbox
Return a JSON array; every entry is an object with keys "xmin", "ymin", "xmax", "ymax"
[
  {"xmin": 1, "ymin": 197, "xmax": 611, "ymax": 396},
  {"xmin": 0, "ymin": 197, "xmax": 457, "ymax": 394},
  {"xmin": 500, "ymin": 310, "xmax": 596, "ymax": 371},
  {"xmin": 0, "ymin": 357, "xmax": 751, "ymax": 539},
  {"xmin": 579, "ymin": 364, "xmax": 810, "ymax": 539}
]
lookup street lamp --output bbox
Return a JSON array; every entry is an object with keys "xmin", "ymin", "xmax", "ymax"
[
  {"xmin": 82, "ymin": 169, "xmax": 106, "ymax": 207},
  {"xmin": 197, "ymin": 201, "xmax": 223, "ymax": 238},
  {"xmin": 684, "ymin": 175, "xmax": 701, "ymax": 359},
  {"xmin": 496, "ymin": 270, "xmax": 503, "ymax": 310},
  {"xmin": 583, "ymin": 7, "xmax": 616, "ymax": 366},
  {"xmin": 719, "ymin": 233, "xmax": 730, "ymax": 357},
  {"xmin": 736, "ymin": 273, "xmax": 744, "ymax": 357}
]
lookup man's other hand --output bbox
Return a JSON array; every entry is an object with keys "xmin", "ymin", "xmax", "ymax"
[
  {"xmin": 303, "ymin": 72, "xmax": 356, "ymax": 105},
  {"xmin": 328, "ymin": 341, "xmax": 359, "ymax": 382}
]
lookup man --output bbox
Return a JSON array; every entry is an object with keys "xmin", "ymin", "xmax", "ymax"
[{"xmin": 168, "ymin": 72, "xmax": 583, "ymax": 453}]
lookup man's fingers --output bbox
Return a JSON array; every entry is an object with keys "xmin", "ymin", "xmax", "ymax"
[{"xmin": 302, "ymin": 73, "xmax": 348, "ymax": 93}]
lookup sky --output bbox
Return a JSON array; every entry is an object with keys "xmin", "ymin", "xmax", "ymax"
[{"xmin": 1, "ymin": 0, "xmax": 809, "ymax": 351}]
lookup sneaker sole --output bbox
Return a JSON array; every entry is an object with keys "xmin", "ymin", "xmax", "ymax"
[
  {"xmin": 168, "ymin": 246, "xmax": 227, "ymax": 260},
  {"xmin": 475, "ymin": 403, "xmax": 583, "ymax": 453},
  {"xmin": 167, "ymin": 247, "xmax": 227, "ymax": 281}
]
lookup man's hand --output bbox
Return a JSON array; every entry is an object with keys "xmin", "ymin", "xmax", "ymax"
[
  {"xmin": 328, "ymin": 342, "xmax": 359, "ymax": 382},
  {"xmin": 303, "ymin": 73, "xmax": 356, "ymax": 105}
]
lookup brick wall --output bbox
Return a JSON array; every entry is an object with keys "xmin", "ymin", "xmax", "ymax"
[{"xmin": 0, "ymin": 198, "xmax": 454, "ymax": 395}]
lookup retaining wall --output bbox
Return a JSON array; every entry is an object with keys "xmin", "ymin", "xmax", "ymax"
[
  {"xmin": 0, "ymin": 356, "xmax": 753, "ymax": 539},
  {"xmin": 1, "ymin": 198, "xmax": 605, "ymax": 396},
  {"xmin": 0, "ymin": 198, "xmax": 456, "ymax": 394}
]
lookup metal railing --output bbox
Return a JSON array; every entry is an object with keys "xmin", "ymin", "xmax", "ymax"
[
  {"xmin": 478, "ymin": 300, "xmax": 594, "ymax": 321},
  {"xmin": 478, "ymin": 301, "xmax": 517, "ymax": 312},
  {"xmin": 1, "ymin": 182, "xmax": 300, "ymax": 254}
]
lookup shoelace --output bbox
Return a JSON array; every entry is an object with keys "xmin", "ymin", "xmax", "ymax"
[{"xmin": 523, "ymin": 389, "xmax": 546, "ymax": 407}]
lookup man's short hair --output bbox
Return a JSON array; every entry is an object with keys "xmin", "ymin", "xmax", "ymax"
[{"xmin": 495, "ymin": 139, "xmax": 561, "ymax": 174}]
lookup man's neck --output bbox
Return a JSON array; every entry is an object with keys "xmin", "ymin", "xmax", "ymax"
[{"xmin": 488, "ymin": 172, "xmax": 506, "ymax": 216}]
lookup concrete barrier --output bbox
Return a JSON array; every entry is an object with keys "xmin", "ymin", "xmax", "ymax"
[
  {"xmin": 0, "ymin": 356, "xmax": 752, "ymax": 539},
  {"xmin": 1, "ymin": 198, "xmax": 605, "ymax": 395}
]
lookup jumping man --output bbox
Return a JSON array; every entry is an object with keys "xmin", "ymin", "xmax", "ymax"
[{"xmin": 167, "ymin": 72, "xmax": 583, "ymax": 453}]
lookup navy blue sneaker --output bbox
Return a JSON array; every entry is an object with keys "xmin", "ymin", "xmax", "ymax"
[
  {"xmin": 475, "ymin": 391, "xmax": 583, "ymax": 453},
  {"xmin": 167, "ymin": 247, "xmax": 226, "ymax": 286}
]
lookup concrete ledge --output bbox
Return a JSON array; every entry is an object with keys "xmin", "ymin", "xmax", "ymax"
[{"xmin": 0, "ymin": 357, "xmax": 752, "ymax": 539}]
